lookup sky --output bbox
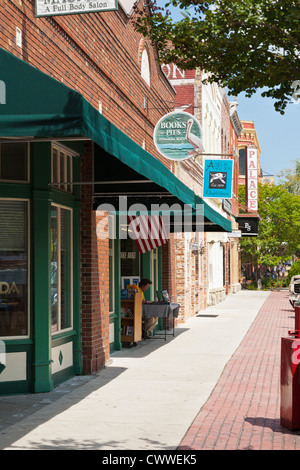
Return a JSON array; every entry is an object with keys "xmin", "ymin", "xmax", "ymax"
[
  {"xmin": 235, "ymin": 92, "xmax": 300, "ymax": 183},
  {"xmin": 154, "ymin": 0, "xmax": 300, "ymax": 184}
]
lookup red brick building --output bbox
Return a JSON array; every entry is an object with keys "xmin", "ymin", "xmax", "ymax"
[
  {"xmin": 162, "ymin": 63, "xmax": 242, "ymax": 306},
  {"xmin": 0, "ymin": 0, "xmax": 232, "ymax": 394}
]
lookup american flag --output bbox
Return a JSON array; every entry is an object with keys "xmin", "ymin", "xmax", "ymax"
[{"xmin": 127, "ymin": 215, "xmax": 168, "ymax": 254}]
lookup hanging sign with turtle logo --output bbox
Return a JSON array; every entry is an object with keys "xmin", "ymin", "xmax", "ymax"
[{"xmin": 153, "ymin": 111, "xmax": 204, "ymax": 161}]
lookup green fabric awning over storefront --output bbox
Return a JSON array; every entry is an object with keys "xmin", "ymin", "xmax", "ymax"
[{"xmin": 0, "ymin": 47, "xmax": 231, "ymax": 232}]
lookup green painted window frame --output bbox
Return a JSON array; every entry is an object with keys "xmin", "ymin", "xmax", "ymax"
[
  {"xmin": 50, "ymin": 203, "xmax": 73, "ymax": 335},
  {"xmin": 51, "ymin": 142, "xmax": 75, "ymax": 194}
]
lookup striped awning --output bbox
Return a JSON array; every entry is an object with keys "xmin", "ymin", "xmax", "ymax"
[{"xmin": 127, "ymin": 215, "xmax": 168, "ymax": 254}]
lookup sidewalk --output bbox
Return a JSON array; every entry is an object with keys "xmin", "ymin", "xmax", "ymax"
[
  {"xmin": 0, "ymin": 290, "xmax": 296, "ymax": 450},
  {"xmin": 179, "ymin": 289, "xmax": 300, "ymax": 450}
]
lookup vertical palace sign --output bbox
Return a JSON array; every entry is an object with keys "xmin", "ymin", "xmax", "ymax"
[
  {"xmin": 36, "ymin": 0, "xmax": 118, "ymax": 17},
  {"xmin": 246, "ymin": 145, "xmax": 258, "ymax": 212}
]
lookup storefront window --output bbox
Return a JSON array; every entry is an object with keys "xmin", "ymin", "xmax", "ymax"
[
  {"xmin": 121, "ymin": 238, "xmax": 140, "ymax": 277},
  {"xmin": 0, "ymin": 200, "xmax": 29, "ymax": 337},
  {"xmin": 0, "ymin": 143, "xmax": 28, "ymax": 182},
  {"xmin": 51, "ymin": 145, "xmax": 73, "ymax": 193},
  {"xmin": 51, "ymin": 205, "xmax": 72, "ymax": 333}
]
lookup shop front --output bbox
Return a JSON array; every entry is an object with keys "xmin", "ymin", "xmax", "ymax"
[
  {"xmin": 93, "ymin": 144, "xmax": 232, "ymax": 352},
  {"xmin": 106, "ymin": 231, "xmax": 162, "ymax": 352},
  {"xmin": 0, "ymin": 48, "xmax": 232, "ymax": 393},
  {"xmin": 0, "ymin": 139, "xmax": 82, "ymax": 394}
]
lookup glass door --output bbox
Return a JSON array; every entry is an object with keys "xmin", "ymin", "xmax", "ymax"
[{"xmin": 120, "ymin": 237, "xmax": 140, "ymax": 288}]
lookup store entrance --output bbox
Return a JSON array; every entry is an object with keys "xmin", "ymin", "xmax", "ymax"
[
  {"xmin": 109, "ymin": 223, "xmax": 163, "ymax": 352},
  {"xmin": 120, "ymin": 239, "xmax": 160, "ymax": 302}
]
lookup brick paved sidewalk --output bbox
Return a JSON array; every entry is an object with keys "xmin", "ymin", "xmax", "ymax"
[{"xmin": 178, "ymin": 290, "xmax": 300, "ymax": 450}]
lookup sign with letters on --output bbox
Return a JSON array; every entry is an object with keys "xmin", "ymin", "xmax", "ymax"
[
  {"xmin": 35, "ymin": 0, "xmax": 118, "ymax": 17},
  {"xmin": 246, "ymin": 145, "xmax": 258, "ymax": 212},
  {"xmin": 203, "ymin": 159, "xmax": 234, "ymax": 199},
  {"xmin": 236, "ymin": 216, "xmax": 259, "ymax": 237}
]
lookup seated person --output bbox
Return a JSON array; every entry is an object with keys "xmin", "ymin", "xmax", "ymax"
[{"xmin": 137, "ymin": 278, "xmax": 158, "ymax": 339}]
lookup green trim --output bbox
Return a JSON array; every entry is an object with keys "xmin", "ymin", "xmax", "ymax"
[
  {"xmin": 195, "ymin": 195, "xmax": 232, "ymax": 233},
  {"xmin": 109, "ymin": 313, "xmax": 118, "ymax": 320},
  {"xmin": 52, "ymin": 366, "xmax": 75, "ymax": 386},
  {"xmin": 0, "ymin": 343, "xmax": 33, "ymax": 394},
  {"xmin": 113, "ymin": 235, "xmax": 122, "ymax": 351},
  {"xmin": 72, "ymin": 198, "xmax": 82, "ymax": 375},
  {"xmin": 5, "ymin": 342, "xmax": 32, "ymax": 352},
  {"xmin": 49, "ymin": 190, "xmax": 74, "ymax": 208},
  {"xmin": 142, "ymin": 251, "xmax": 152, "ymax": 301},
  {"xmin": 31, "ymin": 144, "xmax": 53, "ymax": 393},
  {"xmin": 0, "ymin": 381, "xmax": 31, "ymax": 395},
  {"xmin": 0, "ymin": 183, "xmax": 31, "ymax": 199},
  {"xmin": 3, "ymin": 339, "xmax": 33, "ymax": 346},
  {"xmin": 51, "ymin": 330, "xmax": 77, "ymax": 345}
]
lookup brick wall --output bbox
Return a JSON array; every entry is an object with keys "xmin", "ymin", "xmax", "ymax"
[
  {"xmin": 80, "ymin": 142, "xmax": 111, "ymax": 373},
  {"xmin": 162, "ymin": 234, "xmax": 176, "ymax": 300},
  {"xmin": 1, "ymin": 0, "xmax": 175, "ymax": 167},
  {"xmin": 160, "ymin": 64, "xmax": 208, "ymax": 318}
]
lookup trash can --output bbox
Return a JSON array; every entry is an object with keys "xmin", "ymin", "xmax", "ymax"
[{"xmin": 280, "ymin": 336, "xmax": 300, "ymax": 430}]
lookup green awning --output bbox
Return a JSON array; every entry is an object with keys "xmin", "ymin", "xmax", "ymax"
[
  {"xmin": 0, "ymin": 47, "xmax": 231, "ymax": 232},
  {"xmin": 195, "ymin": 196, "xmax": 232, "ymax": 232}
]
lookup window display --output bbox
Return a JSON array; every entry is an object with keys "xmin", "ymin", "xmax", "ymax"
[
  {"xmin": 51, "ymin": 205, "xmax": 72, "ymax": 332},
  {"xmin": 0, "ymin": 200, "xmax": 28, "ymax": 337}
]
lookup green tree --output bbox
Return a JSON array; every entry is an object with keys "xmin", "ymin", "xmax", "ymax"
[
  {"xmin": 287, "ymin": 259, "xmax": 300, "ymax": 283},
  {"xmin": 239, "ymin": 183, "xmax": 300, "ymax": 279},
  {"xmin": 278, "ymin": 160, "xmax": 300, "ymax": 195},
  {"xmin": 134, "ymin": 0, "xmax": 300, "ymax": 113}
]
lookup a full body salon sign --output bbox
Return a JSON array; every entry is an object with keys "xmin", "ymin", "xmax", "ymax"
[
  {"xmin": 35, "ymin": 0, "xmax": 118, "ymax": 17},
  {"xmin": 246, "ymin": 145, "xmax": 258, "ymax": 212}
]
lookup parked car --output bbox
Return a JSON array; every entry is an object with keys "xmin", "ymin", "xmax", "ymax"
[{"xmin": 289, "ymin": 275, "xmax": 300, "ymax": 307}]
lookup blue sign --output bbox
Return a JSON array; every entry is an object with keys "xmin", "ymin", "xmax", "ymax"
[{"xmin": 203, "ymin": 159, "xmax": 234, "ymax": 198}]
